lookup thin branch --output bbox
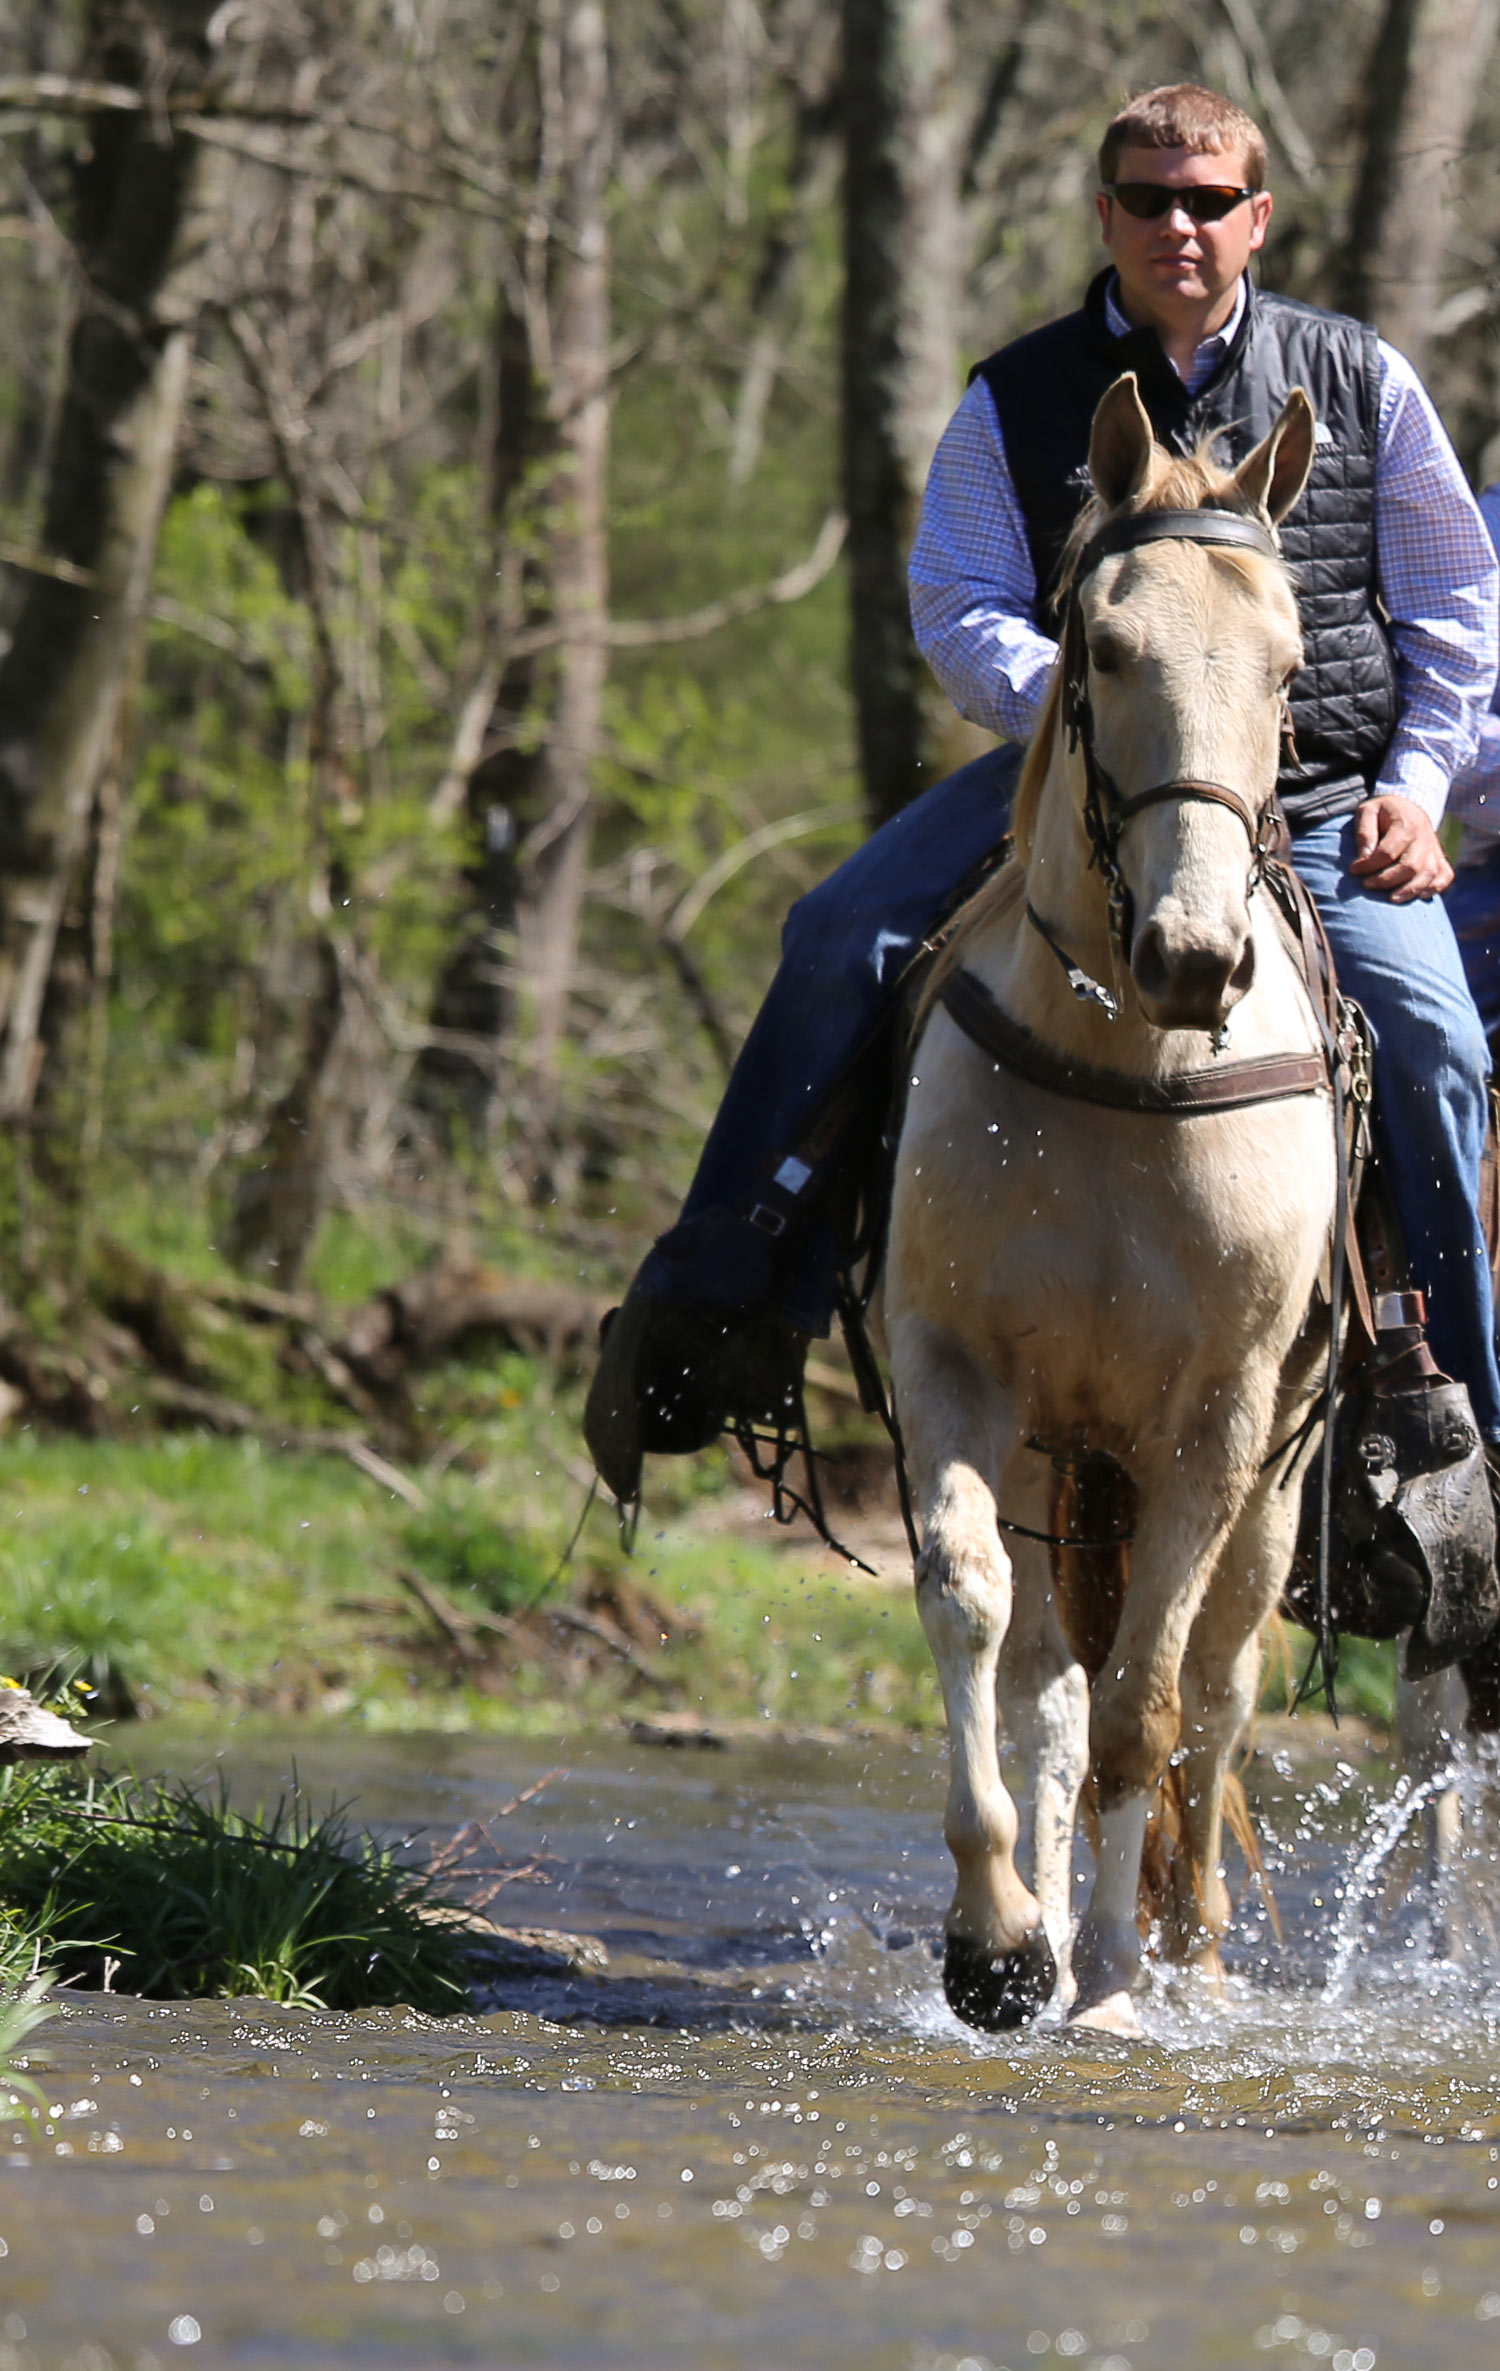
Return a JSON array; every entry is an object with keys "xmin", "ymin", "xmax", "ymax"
[
  {"xmin": 509, "ymin": 508, "xmax": 845, "ymax": 658},
  {"xmin": 666, "ymin": 800, "xmax": 862, "ymax": 941},
  {"xmin": 0, "ymin": 540, "xmax": 94, "ymax": 586},
  {"xmin": 1214, "ymin": 0, "xmax": 1323, "ymax": 186}
]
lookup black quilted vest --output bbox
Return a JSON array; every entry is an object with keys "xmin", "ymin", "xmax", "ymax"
[{"xmin": 971, "ymin": 270, "xmax": 1394, "ymax": 827}]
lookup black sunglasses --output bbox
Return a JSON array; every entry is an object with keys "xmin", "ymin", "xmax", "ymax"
[{"xmin": 1104, "ymin": 181, "xmax": 1255, "ymax": 222}]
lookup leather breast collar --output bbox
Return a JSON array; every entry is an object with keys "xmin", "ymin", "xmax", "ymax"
[{"xmin": 937, "ymin": 965, "xmax": 1326, "ymax": 1115}]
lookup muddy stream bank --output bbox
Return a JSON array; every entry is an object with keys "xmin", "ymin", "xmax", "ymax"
[{"xmin": 3, "ymin": 1721, "xmax": 1500, "ymax": 2369}]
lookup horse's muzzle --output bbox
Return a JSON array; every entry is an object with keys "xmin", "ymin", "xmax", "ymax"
[{"xmin": 1130, "ymin": 922, "xmax": 1256, "ymax": 1030}]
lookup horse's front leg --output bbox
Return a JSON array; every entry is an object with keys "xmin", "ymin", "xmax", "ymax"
[
  {"xmin": 1071, "ymin": 1480, "xmax": 1240, "ymax": 2034},
  {"xmin": 898, "ymin": 1329, "xmax": 1056, "ymax": 2029},
  {"xmin": 1001, "ymin": 1583, "xmax": 1089, "ymax": 2002}
]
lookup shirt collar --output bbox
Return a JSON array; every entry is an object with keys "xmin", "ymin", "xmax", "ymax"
[{"xmin": 1102, "ymin": 272, "xmax": 1248, "ymax": 392}]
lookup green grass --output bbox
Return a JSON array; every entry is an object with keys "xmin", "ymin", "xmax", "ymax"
[
  {"xmin": 0, "ymin": 1408, "xmax": 1405, "ymax": 1742},
  {"xmin": 399, "ymin": 1491, "xmax": 556, "ymax": 1614},
  {"xmin": 1259, "ymin": 1623, "xmax": 1398, "ymax": 1729},
  {"xmin": 0, "ymin": 1755, "xmax": 472, "ymax": 2011}
]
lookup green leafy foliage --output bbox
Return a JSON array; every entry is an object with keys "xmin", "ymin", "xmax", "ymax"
[{"xmin": 1260, "ymin": 1625, "xmax": 1398, "ymax": 1729}]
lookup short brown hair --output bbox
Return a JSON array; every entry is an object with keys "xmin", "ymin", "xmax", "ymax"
[{"xmin": 1098, "ymin": 84, "xmax": 1267, "ymax": 190}]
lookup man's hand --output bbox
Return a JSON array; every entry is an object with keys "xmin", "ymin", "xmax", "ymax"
[{"xmin": 1350, "ymin": 793, "xmax": 1454, "ymax": 902}]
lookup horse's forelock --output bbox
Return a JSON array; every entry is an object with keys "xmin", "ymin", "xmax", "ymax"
[{"xmin": 1055, "ymin": 434, "xmax": 1266, "ymax": 599}]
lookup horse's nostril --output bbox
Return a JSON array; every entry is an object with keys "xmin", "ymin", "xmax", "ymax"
[
  {"xmin": 1132, "ymin": 927, "xmax": 1249, "ymax": 1018},
  {"xmin": 1132, "ymin": 924, "xmax": 1171, "ymax": 1003}
]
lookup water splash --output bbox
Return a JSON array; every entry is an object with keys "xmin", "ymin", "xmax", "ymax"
[{"xmin": 1323, "ymin": 1763, "xmax": 1457, "ymax": 2000}]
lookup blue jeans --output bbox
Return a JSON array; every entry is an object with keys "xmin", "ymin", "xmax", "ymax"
[
  {"xmin": 680, "ymin": 747, "xmax": 1023, "ymax": 1226},
  {"xmin": 1294, "ymin": 814, "xmax": 1500, "ymax": 1440},
  {"xmin": 1445, "ymin": 847, "xmax": 1500, "ymax": 1039}
]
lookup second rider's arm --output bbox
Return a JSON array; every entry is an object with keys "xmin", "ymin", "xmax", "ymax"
[{"xmin": 1355, "ymin": 347, "xmax": 1500, "ymax": 901}]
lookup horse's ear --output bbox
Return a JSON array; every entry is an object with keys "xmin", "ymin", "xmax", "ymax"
[
  {"xmin": 1231, "ymin": 386, "xmax": 1316, "ymax": 526},
  {"xmin": 1089, "ymin": 374, "xmax": 1156, "ymax": 508}
]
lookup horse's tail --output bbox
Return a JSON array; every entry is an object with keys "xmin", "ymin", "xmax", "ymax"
[
  {"xmin": 1047, "ymin": 1451, "xmax": 1134, "ymax": 1684},
  {"xmin": 1138, "ymin": 1757, "xmax": 1282, "ymax": 1949},
  {"xmin": 1048, "ymin": 1456, "xmax": 1280, "ymax": 1949}
]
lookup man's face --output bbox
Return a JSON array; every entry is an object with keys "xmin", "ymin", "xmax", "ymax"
[{"xmin": 1097, "ymin": 143, "xmax": 1273, "ymax": 322}]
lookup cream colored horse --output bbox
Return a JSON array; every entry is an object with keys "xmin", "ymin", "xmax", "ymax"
[{"xmin": 886, "ymin": 375, "xmax": 1333, "ymax": 2035}]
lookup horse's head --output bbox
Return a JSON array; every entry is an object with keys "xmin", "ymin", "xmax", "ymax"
[{"xmin": 1067, "ymin": 375, "xmax": 1314, "ymax": 1034}]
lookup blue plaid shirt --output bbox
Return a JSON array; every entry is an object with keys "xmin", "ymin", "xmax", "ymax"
[
  {"xmin": 909, "ymin": 275, "xmax": 1500, "ymax": 824},
  {"xmin": 1449, "ymin": 483, "xmax": 1500, "ymax": 853}
]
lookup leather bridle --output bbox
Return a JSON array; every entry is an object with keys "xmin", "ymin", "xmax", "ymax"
[{"xmin": 1037, "ymin": 503, "xmax": 1294, "ymax": 1014}]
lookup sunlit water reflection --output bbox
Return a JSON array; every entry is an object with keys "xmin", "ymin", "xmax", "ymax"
[{"xmin": 3, "ymin": 1721, "xmax": 1500, "ymax": 2368}]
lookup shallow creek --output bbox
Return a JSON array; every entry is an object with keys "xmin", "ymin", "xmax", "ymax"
[{"xmin": 5, "ymin": 1720, "xmax": 1500, "ymax": 2370}]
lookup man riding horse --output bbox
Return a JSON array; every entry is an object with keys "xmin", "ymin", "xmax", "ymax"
[{"xmin": 588, "ymin": 83, "xmax": 1500, "ymax": 1667}]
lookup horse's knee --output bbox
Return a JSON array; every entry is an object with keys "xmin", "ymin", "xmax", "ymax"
[{"xmin": 915, "ymin": 1534, "xmax": 1011, "ymax": 1656}]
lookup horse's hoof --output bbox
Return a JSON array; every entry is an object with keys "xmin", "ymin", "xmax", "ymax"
[
  {"xmin": 1068, "ymin": 1989, "xmax": 1141, "ymax": 2038},
  {"xmin": 943, "ymin": 1930, "xmax": 1056, "ymax": 2031}
]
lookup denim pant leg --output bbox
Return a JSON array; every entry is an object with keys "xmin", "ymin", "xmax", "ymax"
[
  {"xmin": 1444, "ymin": 847, "xmax": 1500, "ymax": 1041},
  {"xmin": 679, "ymin": 744, "xmax": 1022, "ymax": 1221},
  {"xmin": 1291, "ymin": 813, "xmax": 1500, "ymax": 1439}
]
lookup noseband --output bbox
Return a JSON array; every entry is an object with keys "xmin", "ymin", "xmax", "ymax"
[{"xmin": 1036, "ymin": 504, "xmax": 1291, "ymax": 1018}]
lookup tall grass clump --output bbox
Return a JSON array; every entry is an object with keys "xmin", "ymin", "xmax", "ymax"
[{"xmin": 0, "ymin": 1758, "xmax": 474, "ymax": 2013}]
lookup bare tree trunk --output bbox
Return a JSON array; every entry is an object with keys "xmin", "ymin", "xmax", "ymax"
[
  {"xmin": 511, "ymin": 0, "xmax": 612, "ymax": 1134},
  {"xmin": 0, "ymin": 0, "xmax": 256, "ymax": 1124},
  {"xmin": 221, "ymin": 307, "xmax": 371, "ymax": 1284},
  {"xmin": 842, "ymin": 0, "xmax": 968, "ymax": 832},
  {"xmin": 1336, "ymin": 0, "xmax": 1500, "ymax": 367},
  {"xmin": 415, "ymin": 0, "xmax": 610, "ymax": 1180},
  {"xmin": 728, "ymin": 55, "xmax": 841, "ymax": 487},
  {"xmin": 412, "ymin": 295, "xmax": 546, "ymax": 1141}
]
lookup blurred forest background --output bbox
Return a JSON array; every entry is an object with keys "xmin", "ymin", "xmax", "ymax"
[{"xmin": 0, "ymin": 0, "xmax": 1488, "ymax": 1728}]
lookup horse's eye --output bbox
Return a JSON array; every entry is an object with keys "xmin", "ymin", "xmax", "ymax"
[{"xmin": 1089, "ymin": 639, "xmax": 1121, "ymax": 675}]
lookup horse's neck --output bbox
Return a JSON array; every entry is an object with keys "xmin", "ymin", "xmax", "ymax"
[{"xmin": 1023, "ymin": 744, "xmax": 1114, "ymax": 986}]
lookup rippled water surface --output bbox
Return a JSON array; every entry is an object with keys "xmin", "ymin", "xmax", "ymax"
[{"xmin": 5, "ymin": 1720, "xmax": 1500, "ymax": 2369}]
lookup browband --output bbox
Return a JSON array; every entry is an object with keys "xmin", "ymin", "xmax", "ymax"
[{"xmin": 1079, "ymin": 506, "xmax": 1281, "ymax": 577}]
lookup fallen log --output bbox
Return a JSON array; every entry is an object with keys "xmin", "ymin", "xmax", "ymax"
[
  {"xmin": 0, "ymin": 1682, "xmax": 92, "ymax": 1763},
  {"xmin": 139, "ymin": 1378, "xmax": 429, "ymax": 1507},
  {"xmin": 335, "ymin": 1259, "xmax": 608, "ymax": 1391}
]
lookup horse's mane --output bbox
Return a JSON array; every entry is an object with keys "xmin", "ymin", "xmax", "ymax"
[{"xmin": 936, "ymin": 436, "xmax": 1286, "ymax": 983}]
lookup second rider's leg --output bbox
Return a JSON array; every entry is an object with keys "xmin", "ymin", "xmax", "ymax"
[{"xmin": 1290, "ymin": 811, "xmax": 1500, "ymax": 1441}]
